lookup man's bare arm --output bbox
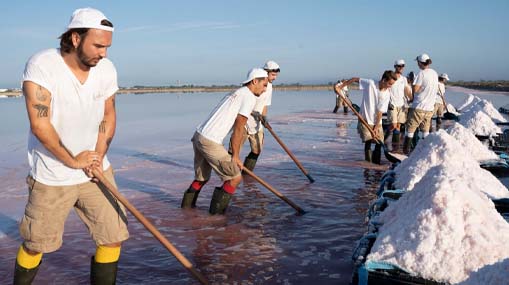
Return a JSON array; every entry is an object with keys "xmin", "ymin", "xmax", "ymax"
[
  {"xmin": 95, "ymin": 94, "xmax": 116, "ymax": 159},
  {"xmin": 230, "ymin": 114, "xmax": 249, "ymax": 169},
  {"xmin": 23, "ymin": 81, "xmax": 98, "ymax": 169}
]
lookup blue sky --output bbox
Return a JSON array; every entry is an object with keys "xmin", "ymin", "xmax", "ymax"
[{"xmin": 1, "ymin": 0, "xmax": 508, "ymax": 88}]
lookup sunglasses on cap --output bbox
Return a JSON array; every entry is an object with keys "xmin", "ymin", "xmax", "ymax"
[{"xmin": 266, "ymin": 68, "xmax": 280, "ymax": 73}]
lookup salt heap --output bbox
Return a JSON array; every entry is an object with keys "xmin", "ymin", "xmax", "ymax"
[
  {"xmin": 456, "ymin": 94, "xmax": 481, "ymax": 112},
  {"xmin": 446, "ymin": 123, "xmax": 499, "ymax": 161},
  {"xmin": 368, "ymin": 165, "xmax": 509, "ymax": 284},
  {"xmin": 393, "ymin": 130, "xmax": 508, "ymax": 199},
  {"xmin": 446, "ymin": 103, "xmax": 460, "ymax": 115},
  {"xmin": 460, "ymin": 98, "xmax": 507, "ymax": 123},
  {"xmin": 459, "ymin": 111, "xmax": 502, "ymax": 137}
]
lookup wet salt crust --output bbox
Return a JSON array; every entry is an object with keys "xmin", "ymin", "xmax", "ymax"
[
  {"xmin": 368, "ymin": 165, "xmax": 509, "ymax": 284},
  {"xmin": 446, "ymin": 123, "xmax": 499, "ymax": 161},
  {"xmin": 459, "ymin": 111, "xmax": 502, "ymax": 136},
  {"xmin": 393, "ymin": 130, "xmax": 508, "ymax": 199}
]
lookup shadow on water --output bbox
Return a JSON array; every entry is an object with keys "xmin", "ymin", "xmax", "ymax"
[{"xmin": 0, "ymin": 212, "xmax": 20, "ymax": 241}]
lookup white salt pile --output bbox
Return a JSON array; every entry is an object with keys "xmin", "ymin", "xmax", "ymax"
[
  {"xmin": 394, "ymin": 130, "xmax": 508, "ymax": 199},
  {"xmin": 456, "ymin": 94, "xmax": 481, "ymax": 112},
  {"xmin": 446, "ymin": 123, "xmax": 499, "ymax": 161},
  {"xmin": 459, "ymin": 258, "xmax": 509, "ymax": 285},
  {"xmin": 459, "ymin": 111, "xmax": 502, "ymax": 137},
  {"xmin": 368, "ymin": 165, "xmax": 509, "ymax": 284},
  {"xmin": 461, "ymin": 98, "xmax": 507, "ymax": 123},
  {"xmin": 446, "ymin": 103, "xmax": 460, "ymax": 115}
]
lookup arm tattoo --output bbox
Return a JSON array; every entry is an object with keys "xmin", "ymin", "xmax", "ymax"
[
  {"xmin": 35, "ymin": 86, "xmax": 47, "ymax": 101},
  {"xmin": 99, "ymin": 120, "xmax": 106, "ymax": 133},
  {"xmin": 32, "ymin": 104, "xmax": 48, "ymax": 117}
]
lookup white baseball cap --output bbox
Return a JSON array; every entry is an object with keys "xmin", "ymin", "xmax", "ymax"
[
  {"xmin": 67, "ymin": 8, "xmax": 114, "ymax": 32},
  {"xmin": 439, "ymin": 73, "xmax": 450, "ymax": 81},
  {"xmin": 415, "ymin": 53, "xmax": 431, "ymax": 63},
  {"xmin": 394, "ymin": 59, "xmax": 405, "ymax": 66},
  {"xmin": 263, "ymin": 60, "xmax": 280, "ymax": 71},
  {"xmin": 242, "ymin": 68, "xmax": 268, "ymax": 84}
]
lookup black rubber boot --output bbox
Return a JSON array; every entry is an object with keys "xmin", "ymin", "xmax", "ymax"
[
  {"xmin": 243, "ymin": 152, "xmax": 259, "ymax": 171},
  {"xmin": 91, "ymin": 256, "xmax": 118, "ymax": 285},
  {"xmin": 392, "ymin": 130, "xmax": 401, "ymax": 143},
  {"xmin": 209, "ymin": 187, "xmax": 232, "ymax": 215},
  {"xmin": 181, "ymin": 187, "xmax": 200, "ymax": 208},
  {"xmin": 383, "ymin": 131, "xmax": 393, "ymax": 152},
  {"xmin": 403, "ymin": 137, "xmax": 412, "ymax": 155},
  {"xmin": 372, "ymin": 144, "xmax": 382, "ymax": 165},
  {"xmin": 13, "ymin": 261, "xmax": 40, "ymax": 285},
  {"xmin": 332, "ymin": 106, "xmax": 339, "ymax": 113},
  {"xmin": 343, "ymin": 106, "xmax": 348, "ymax": 113},
  {"xmin": 364, "ymin": 142, "xmax": 372, "ymax": 162}
]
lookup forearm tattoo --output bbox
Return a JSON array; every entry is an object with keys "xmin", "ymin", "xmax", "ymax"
[
  {"xmin": 32, "ymin": 104, "xmax": 48, "ymax": 117},
  {"xmin": 35, "ymin": 86, "xmax": 47, "ymax": 101},
  {"xmin": 99, "ymin": 120, "xmax": 106, "ymax": 133}
]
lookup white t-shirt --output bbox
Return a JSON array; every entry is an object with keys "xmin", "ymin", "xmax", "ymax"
[
  {"xmin": 359, "ymin": 78, "xmax": 391, "ymax": 125},
  {"xmin": 335, "ymin": 83, "xmax": 349, "ymax": 98},
  {"xmin": 436, "ymin": 82, "xmax": 445, "ymax": 104},
  {"xmin": 246, "ymin": 82, "xmax": 272, "ymax": 134},
  {"xmin": 389, "ymin": 74, "xmax": 408, "ymax": 108},
  {"xmin": 197, "ymin": 86, "xmax": 257, "ymax": 144},
  {"xmin": 23, "ymin": 48, "xmax": 118, "ymax": 186},
  {"xmin": 412, "ymin": 68, "xmax": 439, "ymax": 111}
]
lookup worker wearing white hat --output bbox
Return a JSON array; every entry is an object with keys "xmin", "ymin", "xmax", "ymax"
[
  {"xmin": 233, "ymin": 60, "xmax": 281, "ymax": 171},
  {"xmin": 384, "ymin": 59, "xmax": 412, "ymax": 149},
  {"xmin": 431, "ymin": 73, "xmax": 451, "ymax": 131},
  {"xmin": 403, "ymin": 53, "xmax": 439, "ymax": 154},
  {"xmin": 15, "ymin": 8, "xmax": 129, "ymax": 284},
  {"xmin": 182, "ymin": 68, "xmax": 268, "ymax": 215}
]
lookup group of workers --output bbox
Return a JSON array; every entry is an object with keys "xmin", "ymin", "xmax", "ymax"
[
  {"xmin": 12, "ymin": 6, "xmax": 453, "ymax": 284},
  {"xmin": 334, "ymin": 55, "xmax": 450, "ymax": 163}
]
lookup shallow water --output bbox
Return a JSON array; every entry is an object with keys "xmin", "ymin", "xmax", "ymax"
[{"xmin": 0, "ymin": 89, "xmax": 507, "ymax": 284}]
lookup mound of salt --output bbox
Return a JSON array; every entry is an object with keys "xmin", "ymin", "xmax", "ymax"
[
  {"xmin": 394, "ymin": 130, "xmax": 507, "ymax": 199},
  {"xmin": 456, "ymin": 94, "xmax": 481, "ymax": 112},
  {"xmin": 461, "ymin": 98, "xmax": 507, "ymax": 123},
  {"xmin": 459, "ymin": 111, "xmax": 502, "ymax": 136},
  {"xmin": 368, "ymin": 165, "xmax": 509, "ymax": 284},
  {"xmin": 446, "ymin": 123, "xmax": 499, "ymax": 161}
]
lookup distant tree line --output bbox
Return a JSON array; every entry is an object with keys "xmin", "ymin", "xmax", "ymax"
[{"xmin": 449, "ymin": 80, "xmax": 509, "ymax": 92}]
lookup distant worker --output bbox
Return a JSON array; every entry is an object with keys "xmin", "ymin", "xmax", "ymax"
[
  {"xmin": 403, "ymin": 53, "xmax": 439, "ymax": 154},
  {"xmin": 15, "ymin": 8, "xmax": 128, "ymax": 284},
  {"xmin": 384, "ymin": 60, "xmax": 411, "ymax": 148},
  {"xmin": 232, "ymin": 60, "xmax": 280, "ymax": 171},
  {"xmin": 335, "ymin": 71, "xmax": 397, "ymax": 164},
  {"xmin": 333, "ymin": 80, "xmax": 349, "ymax": 114},
  {"xmin": 181, "ymin": 68, "xmax": 268, "ymax": 215},
  {"xmin": 431, "ymin": 73, "xmax": 450, "ymax": 131}
]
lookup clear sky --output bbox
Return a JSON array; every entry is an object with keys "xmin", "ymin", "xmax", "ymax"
[{"xmin": 1, "ymin": 0, "xmax": 508, "ymax": 88}]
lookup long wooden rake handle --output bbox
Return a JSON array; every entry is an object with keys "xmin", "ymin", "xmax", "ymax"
[
  {"xmin": 93, "ymin": 170, "xmax": 208, "ymax": 285},
  {"xmin": 242, "ymin": 168, "xmax": 306, "ymax": 215},
  {"xmin": 262, "ymin": 120, "xmax": 315, "ymax": 183}
]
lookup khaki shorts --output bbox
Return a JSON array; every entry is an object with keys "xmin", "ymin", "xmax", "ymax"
[
  {"xmin": 433, "ymin": 103, "xmax": 444, "ymax": 117},
  {"xmin": 336, "ymin": 95, "xmax": 347, "ymax": 108},
  {"xmin": 19, "ymin": 168, "xmax": 129, "ymax": 253},
  {"xmin": 406, "ymin": 108, "xmax": 434, "ymax": 133},
  {"xmin": 388, "ymin": 105, "xmax": 406, "ymax": 124},
  {"xmin": 229, "ymin": 129, "xmax": 265, "ymax": 155},
  {"xmin": 357, "ymin": 121, "xmax": 384, "ymax": 142},
  {"xmin": 193, "ymin": 132, "xmax": 241, "ymax": 182}
]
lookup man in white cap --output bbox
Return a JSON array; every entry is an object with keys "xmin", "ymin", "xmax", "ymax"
[
  {"xmin": 403, "ymin": 53, "xmax": 439, "ymax": 154},
  {"xmin": 181, "ymin": 68, "xmax": 268, "ymax": 215},
  {"xmin": 431, "ymin": 73, "xmax": 450, "ymax": 131},
  {"xmin": 384, "ymin": 60, "xmax": 411, "ymax": 149},
  {"xmin": 335, "ymin": 70, "xmax": 397, "ymax": 164},
  {"xmin": 236, "ymin": 60, "xmax": 280, "ymax": 171},
  {"xmin": 14, "ymin": 8, "xmax": 128, "ymax": 284}
]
